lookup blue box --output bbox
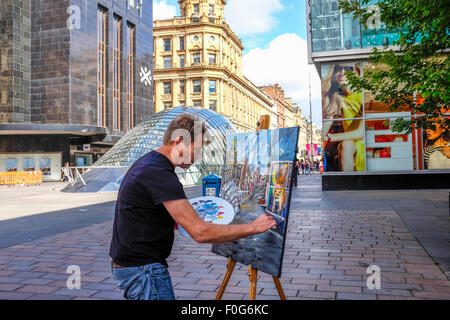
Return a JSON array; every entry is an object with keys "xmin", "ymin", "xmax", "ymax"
[{"xmin": 202, "ymin": 174, "xmax": 221, "ymax": 197}]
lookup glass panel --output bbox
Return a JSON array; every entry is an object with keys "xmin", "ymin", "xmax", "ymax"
[
  {"xmin": 422, "ymin": 116, "xmax": 450, "ymax": 169},
  {"xmin": 179, "ymin": 37, "xmax": 185, "ymax": 50},
  {"xmin": 361, "ymin": 0, "xmax": 402, "ymax": 47},
  {"xmin": 163, "ymin": 82, "xmax": 171, "ymax": 94},
  {"xmin": 321, "ymin": 62, "xmax": 363, "ymax": 119},
  {"xmin": 179, "ymin": 54, "xmax": 185, "ymax": 67},
  {"xmin": 193, "ymin": 80, "xmax": 201, "ymax": 93},
  {"xmin": 164, "ymin": 56, "xmax": 172, "ymax": 68},
  {"xmin": 209, "ymin": 80, "xmax": 216, "ymax": 93},
  {"xmin": 6, "ymin": 159, "xmax": 17, "ymax": 172},
  {"xmin": 164, "ymin": 39, "xmax": 171, "ymax": 51},
  {"xmin": 40, "ymin": 158, "xmax": 51, "ymax": 175},
  {"xmin": 24, "ymin": 158, "xmax": 35, "ymax": 171},
  {"xmin": 323, "ymin": 119, "xmax": 365, "ymax": 172},
  {"xmin": 310, "ymin": 0, "xmax": 361, "ymax": 52},
  {"xmin": 75, "ymin": 154, "xmax": 93, "ymax": 167},
  {"xmin": 209, "ymin": 100, "xmax": 217, "ymax": 111},
  {"xmin": 363, "ymin": 62, "xmax": 412, "ymax": 114}
]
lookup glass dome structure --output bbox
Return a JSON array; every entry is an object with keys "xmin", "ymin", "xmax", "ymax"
[{"xmin": 63, "ymin": 107, "xmax": 238, "ymax": 192}]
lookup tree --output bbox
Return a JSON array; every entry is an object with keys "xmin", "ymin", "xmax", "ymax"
[{"xmin": 338, "ymin": 0, "xmax": 450, "ymax": 133}]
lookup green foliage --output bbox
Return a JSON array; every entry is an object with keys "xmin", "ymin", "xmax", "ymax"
[{"xmin": 338, "ymin": 0, "xmax": 450, "ymax": 133}]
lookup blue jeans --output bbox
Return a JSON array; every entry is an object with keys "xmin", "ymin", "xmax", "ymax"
[{"xmin": 111, "ymin": 263, "xmax": 175, "ymax": 300}]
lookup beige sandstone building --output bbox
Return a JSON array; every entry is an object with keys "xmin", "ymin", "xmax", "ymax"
[{"xmin": 153, "ymin": 0, "xmax": 276, "ymax": 132}]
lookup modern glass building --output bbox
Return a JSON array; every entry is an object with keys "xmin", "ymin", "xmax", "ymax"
[
  {"xmin": 62, "ymin": 107, "xmax": 238, "ymax": 192},
  {"xmin": 0, "ymin": 0, "xmax": 153, "ymax": 181},
  {"xmin": 306, "ymin": 0, "xmax": 450, "ymax": 190}
]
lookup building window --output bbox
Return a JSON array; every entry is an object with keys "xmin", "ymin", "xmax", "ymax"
[
  {"xmin": 39, "ymin": 158, "xmax": 51, "ymax": 176},
  {"xmin": 193, "ymin": 80, "xmax": 201, "ymax": 93},
  {"xmin": 23, "ymin": 158, "xmax": 35, "ymax": 171},
  {"xmin": 179, "ymin": 37, "xmax": 185, "ymax": 51},
  {"xmin": 163, "ymin": 81, "xmax": 172, "ymax": 95},
  {"xmin": 179, "ymin": 80, "xmax": 185, "ymax": 94},
  {"xmin": 193, "ymin": 53, "xmax": 201, "ymax": 64},
  {"xmin": 179, "ymin": 54, "xmax": 185, "ymax": 67},
  {"xmin": 163, "ymin": 56, "xmax": 172, "ymax": 68},
  {"xmin": 163, "ymin": 38, "xmax": 171, "ymax": 52},
  {"xmin": 113, "ymin": 15, "xmax": 122, "ymax": 131},
  {"xmin": 97, "ymin": 6, "xmax": 107, "ymax": 127},
  {"xmin": 209, "ymin": 80, "xmax": 216, "ymax": 93},
  {"xmin": 209, "ymin": 53, "xmax": 216, "ymax": 64},
  {"xmin": 126, "ymin": 23, "xmax": 135, "ymax": 132},
  {"xmin": 194, "ymin": 4, "xmax": 199, "ymax": 13},
  {"xmin": 6, "ymin": 158, "xmax": 17, "ymax": 172},
  {"xmin": 164, "ymin": 102, "xmax": 172, "ymax": 109},
  {"xmin": 193, "ymin": 100, "xmax": 202, "ymax": 108},
  {"xmin": 209, "ymin": 5, "xmax": 214, "ymax": 14},
  {"xmin": 209, "ymin": 100, "xmax": 217, "ymax": 112}
]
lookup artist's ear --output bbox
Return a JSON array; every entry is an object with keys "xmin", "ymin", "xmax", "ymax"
[{"xmin": 174, "ymin": 136, "xmax": 183, "ymax": 145}]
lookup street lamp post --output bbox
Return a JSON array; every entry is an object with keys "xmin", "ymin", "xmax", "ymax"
[{"xmin": 309, "ymin": 72, "xmax": 313, "ymax": 162}]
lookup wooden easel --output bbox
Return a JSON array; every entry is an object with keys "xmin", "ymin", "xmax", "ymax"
[{"xmin": 215, "ymin": 257, "xmax": 286, "ymax": 300}]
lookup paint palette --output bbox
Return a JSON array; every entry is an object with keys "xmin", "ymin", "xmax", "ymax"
[{"xmin": 178, "ymin": 196, "xmax": 235, "ymax": 238}]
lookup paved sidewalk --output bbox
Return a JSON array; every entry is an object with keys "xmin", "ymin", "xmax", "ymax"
[{"xmin": 0, "ymin": 176, "xmax": 449, "ymax": 300}]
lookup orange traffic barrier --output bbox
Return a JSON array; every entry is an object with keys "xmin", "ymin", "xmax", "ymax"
[{"xmin": 0, "ymin": 171, "xmax": 43, "ymax": 185}]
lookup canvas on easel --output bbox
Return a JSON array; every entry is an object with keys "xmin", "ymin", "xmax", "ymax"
[{"xmin": 212, "ymin": 126, "xmax": 299, "ymax": 279}]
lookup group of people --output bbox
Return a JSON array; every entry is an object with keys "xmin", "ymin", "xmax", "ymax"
[
  {"xmin": 292, "ymin": 158, "xmax": 323, "ymax": 187},
  {"xmin": 298, "ymin": 159, "xmax": 321, "ymax": 175}
]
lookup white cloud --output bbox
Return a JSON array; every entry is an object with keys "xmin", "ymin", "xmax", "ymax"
[
  {"xmin": 243, "ymin": 33, "xmax": 322, "ymax": 126},
  {"xmin": 153, "ymin": 0, "xmax": 177, "ymax": 20},
  {"xmin": 225, "ymin": 0, "xmax": 284, "ymax": 36}
]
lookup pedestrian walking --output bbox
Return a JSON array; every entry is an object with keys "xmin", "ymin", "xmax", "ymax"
[
  {"xmin": 109, "ymin": 114, "xmax": 276, "ymax": 300},
  {"xmin": 293, "ymin": 158, "xmax": 299, "ymax": 187}
]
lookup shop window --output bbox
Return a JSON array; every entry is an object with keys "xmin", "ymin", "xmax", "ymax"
[
  {"xmin": 40, "ymin": 158, "xmax": 51, "ymax": 175},
  {"xmin": 23, "ymin": 158, "xmax": 35, "ymax": 171},
  {"xmin": 75, "ymin": 154, "xmax": 93, "ymax": 167},
  {"xmin": 6, "ymin": 159, "xmax": 17, "ymax": 172},
  {"xmin": 363, "ymin": 63, "xmax": 412, "ymax": 115}
]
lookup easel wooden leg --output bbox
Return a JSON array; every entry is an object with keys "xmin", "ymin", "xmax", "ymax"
[
  {"xmin": 215, "ymin": 258, "xmax": 237, "ymax": 300},
  {"xmin": 272, "ymin": 276, "xmax": 286, "ymax": 300},
  {"xmin": 248, "ymin": 266, "xmax": 258, "ymax": 300}
]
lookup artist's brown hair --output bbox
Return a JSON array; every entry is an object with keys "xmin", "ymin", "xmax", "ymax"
[{"xmin": 163, "ymin": 114, "xmax": 207, "ymax": 146}]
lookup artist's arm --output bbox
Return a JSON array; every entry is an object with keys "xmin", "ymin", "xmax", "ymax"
[
  {"xmin": 163, "ymin": 199, "xmax": 276, "ymax": 244},
  {"xmin": 329, "ymin": 120, "xmax": 364, "ymax": 142}
]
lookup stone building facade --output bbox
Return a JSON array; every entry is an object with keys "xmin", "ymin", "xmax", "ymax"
[
  {"xmin": 0, "ymin": 0, "xmax": 153, "ymax": 180},
  {"xmin": 153, "ymin": 0, "xmax": 275, "ymax": 132}
]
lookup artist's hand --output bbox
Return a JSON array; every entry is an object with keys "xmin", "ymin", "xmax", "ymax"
[
  {"xmin": 250, "ymin": 213, "xmax": 276, "ymax": 234},
  {"xmin": 442, "ymin": 146, "xmax": 450, "ymax": 159}
]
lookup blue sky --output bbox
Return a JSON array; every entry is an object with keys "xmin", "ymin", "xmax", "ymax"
[{"xmin": 153, "ymin": 0, "xmax": 322, "ymax": 127}]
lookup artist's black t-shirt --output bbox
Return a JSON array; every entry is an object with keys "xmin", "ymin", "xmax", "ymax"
[{"xmin": 109, "ymin": 150, "xmax": 187, "ymax": 267}]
